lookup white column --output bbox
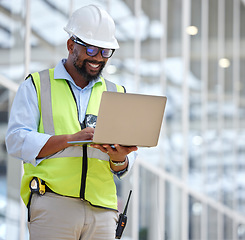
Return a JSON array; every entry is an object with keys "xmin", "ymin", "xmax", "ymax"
[
  {"xmin": 159, "ymin": 1, "xmax": 168, "ymax": 237},
  {"xmin": 201, "ymin": 0, "xmax": 209, "ymax": 239},
  {"xmin": 232, "ymin": 0, "xmax": 240, "ymax": 239},
  {"xmin": 132, "ymin": 0, "xmax": 141, "ymax": 236},
  {"xmin": 134, "ymin": 0, "xmax": 141, "ymax": 92},
  {"xmin": 69, "ymin": 0, "xmax": 74, "ymax": 16},
  {"xmin": 20, "ymin": 0, "xmax": 31, "ymax": 239},
  {"xmin": 157, "ymin": 178, "xmax": 165, "ymax": 239},
  {"xmin": 217, "ymin": 0, "xmax": 225, "ymax": 238},
  {"xmin": 181, "ymin": 0, "xmax": 191, "ymax": 239},
  {"xmin": 132, "ymin": 159, "xmax": 140, "ymax": 240}
]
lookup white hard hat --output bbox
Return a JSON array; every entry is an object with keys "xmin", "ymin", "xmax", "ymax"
[{"xmin": 64, "ymin": 5, "xmax": 119, "ymax": 49}]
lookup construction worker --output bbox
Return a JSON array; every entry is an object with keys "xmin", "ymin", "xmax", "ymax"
[{"xmin": 5, "ymin": 5, "xmax": 137, "ymax": 240}]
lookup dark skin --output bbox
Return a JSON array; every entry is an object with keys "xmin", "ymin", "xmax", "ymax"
[{"xmin": 37, "ymin": 38, "xmax": 138, "ymax": 172}]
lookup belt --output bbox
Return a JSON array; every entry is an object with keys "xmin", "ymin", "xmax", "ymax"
[
  {"xmin": 44, "ymin": 185, "xmax": 82, "ymax": 200},
  {"xmin": 45, "ymin": 185, "xmax": 83, "ymax": 200}
]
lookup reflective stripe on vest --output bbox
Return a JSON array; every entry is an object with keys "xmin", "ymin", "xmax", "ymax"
[
  {"xmin": 39, "ymin": 69, "xmax": 118, "ymax": 136},
  {"xmin": 45, "ymin": 145, "xmax": 109, "ymax": 161}
]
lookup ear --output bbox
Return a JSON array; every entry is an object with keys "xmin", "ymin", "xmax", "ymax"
[{"xmin": 67, "ymin": 39, "xmax": 74, "ymax": 53}]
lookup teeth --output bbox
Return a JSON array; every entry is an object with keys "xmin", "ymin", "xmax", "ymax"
[{"xmin": 88, "ymin": 62, "xmax": 99, "ymax": 68}]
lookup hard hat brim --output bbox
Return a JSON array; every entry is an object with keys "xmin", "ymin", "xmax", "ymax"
[{"xmin": 64, "ymin": 28, "xmax": 120, "ymax": 50}]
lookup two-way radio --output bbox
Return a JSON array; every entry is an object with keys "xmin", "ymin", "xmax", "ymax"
[{"xmin": 115, "ymin": 190, "xmax": 132, "ymax": 239}]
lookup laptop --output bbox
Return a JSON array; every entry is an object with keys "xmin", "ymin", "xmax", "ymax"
[{"xmin": 67, "ymin": 91, "xmax": 167, "ymax": 147}]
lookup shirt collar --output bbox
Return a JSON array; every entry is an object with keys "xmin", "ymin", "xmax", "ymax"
[{"xmin": 53, "ymin": 59, "xmax": 102, "ymax": 90}]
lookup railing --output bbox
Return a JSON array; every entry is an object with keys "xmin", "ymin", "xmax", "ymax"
[{"xmin": 132, "ymin": 158, "xmax": 245, "ymax": 240}]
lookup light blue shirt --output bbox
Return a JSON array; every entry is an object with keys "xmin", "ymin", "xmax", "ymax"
[{"xmin": 5, "ymin": 59, "xmax": 136, "ymax": 173}]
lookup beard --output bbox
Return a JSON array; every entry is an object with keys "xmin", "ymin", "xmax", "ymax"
[{"xmin": 72, "ymin": 49, "xmax": 105, "ymax": 82}]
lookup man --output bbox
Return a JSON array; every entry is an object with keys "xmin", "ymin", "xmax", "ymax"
[{"xmin": 5, "ymin": 4, "xmax": 137, "ymax": 240}]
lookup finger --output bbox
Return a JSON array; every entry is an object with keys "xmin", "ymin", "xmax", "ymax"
[
  {"xmin": 114, "ymin": 144, "xmax": 138, "ymax": 154},
  {"xmin": 103, "ymin": 145, "xmax": 116, "ymax": 154},
  {"xmin": 129, "ymin": 146, "xmax": 138, "ymax": 152},
  {"xmin": 84, "ymin": 133, "xmax": 94, "ymax": 140},
  {"xmin": 85, "ymin": 128, "xmax": 95, "ymax": 134},
  {"xmin": 91, "ymin": 144, "xmax": 108, "ymax": 153}
]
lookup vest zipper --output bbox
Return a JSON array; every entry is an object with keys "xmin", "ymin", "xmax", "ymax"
[
  {"xmin": 65, "ymin": 80, "xmax": 88, "ymax": 199},
  {"xmin": 80, "ymin": 145, "xmax": 88, "ymax": 199}
]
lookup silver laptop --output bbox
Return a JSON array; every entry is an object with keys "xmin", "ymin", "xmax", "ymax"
[{"xmin": 68, "ymin": 91, "xmax": 167, "ymax": 147}]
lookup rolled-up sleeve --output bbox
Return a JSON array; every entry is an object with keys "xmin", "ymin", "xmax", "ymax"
[{"xmin": 5, "ymin": 78, "xmax": 51, "ymax": 163}]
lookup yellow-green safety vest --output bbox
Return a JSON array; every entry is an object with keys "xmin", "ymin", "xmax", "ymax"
[{"xmin": 20, "ymin": 68, "xmax": 125, "ymax": 210}]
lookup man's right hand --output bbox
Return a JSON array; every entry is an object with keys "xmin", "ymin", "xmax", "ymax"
[
  {"xmin": 68, "ymin": 127, "xmax": 95, "ymax": 142},
  {"xmin": 37, "ymin": 127, "xmax": 94, "ymax": 159}
]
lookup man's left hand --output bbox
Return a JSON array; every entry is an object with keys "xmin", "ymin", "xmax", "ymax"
[{"xmin": 91, "ymin": 144, "xmax": 137, "ymax": 162}]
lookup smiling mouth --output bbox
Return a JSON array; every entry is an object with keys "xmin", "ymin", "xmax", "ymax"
[{"xmin": 87, "ymin": 62, "xmax": 100, "ymax": 70}]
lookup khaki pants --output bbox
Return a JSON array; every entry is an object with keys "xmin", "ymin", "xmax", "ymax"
[{"xmin": 28, "ymin": 192, "xmax": 118, "ymax": 240}]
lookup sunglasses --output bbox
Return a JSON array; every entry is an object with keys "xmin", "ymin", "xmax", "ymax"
[{"xmin": 72, "ymin": 37, "xmax": 115, "ymax": 58}]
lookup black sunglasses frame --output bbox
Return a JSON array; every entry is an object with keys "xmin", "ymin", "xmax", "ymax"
[{"xmin": 72, "ymin": 37, "xmax": 115, "ymax": 58}]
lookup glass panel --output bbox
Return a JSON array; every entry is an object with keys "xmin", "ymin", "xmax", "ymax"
[
  {"xmin": 206, "ymin": 0, "xmax": 220, "ymax": 203},
  {"xmin": 107, "ymin": 0, "xmax": 137, "ymax": 91},
  {"xmin": 237, "ymin": 223, "xmax": 245, "ymax": 240},
  {"xmin": 0, "ymin": 0, "xmax": 26, "ymax": 239},
  {"xmin": 188, "ymin": 0, "xmax": 202, "ymax": 192},
  {"xmin": 189, "ymin": 197, "xmax": 201, "ymax": 240},
  {"xmin": 139, "ymin": 167, "xmax": 160, "ymax": 240},
  {"xmin": 165, "ymin": 181, "xmax": 182, "ymax": 240},
  {"xmin": 164, "ymin": 0, "xmax": 183, "ymax": 178},
  {"xmin": 221, "ymin": 0, "xmax": 234, "ymax": 209},
  {"xmin": 223, "ymin": 215, "xmax": 233, "ymax": 240},
  {"xmin": 238, "ymin": 0, "xmax": 245, "ymax": 217},
  {"xmin": 207, "ymin": 206, "xmax": 218, "ymax": 240}
]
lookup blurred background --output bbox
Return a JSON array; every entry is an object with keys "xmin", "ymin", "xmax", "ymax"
[{"xmin": 0, "ymin": 0, "xmax": 245, "ymax": 239}]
